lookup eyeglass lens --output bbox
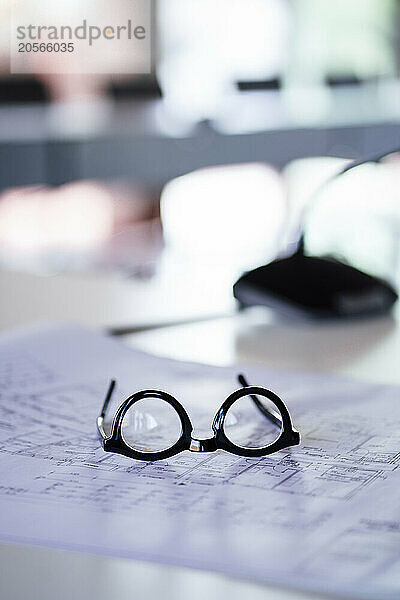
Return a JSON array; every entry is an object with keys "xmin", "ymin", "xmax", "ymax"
[
  {"xmin": 223, "ymin": 393, "xmax": 283, "ymax": 448},
  {"xmin": 121, "ymin": 398, "xmax": 182, "ymax": 453}
]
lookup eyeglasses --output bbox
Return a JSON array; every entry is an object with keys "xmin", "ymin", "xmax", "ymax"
[{"xmin": 97, "ymin": 374, "xmax": 300, "ymax": 461}]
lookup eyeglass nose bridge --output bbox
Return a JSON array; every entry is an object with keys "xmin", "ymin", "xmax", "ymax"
[{"xmin": 189, "ymin": 436, "xmax": 218, "ymax": 453}]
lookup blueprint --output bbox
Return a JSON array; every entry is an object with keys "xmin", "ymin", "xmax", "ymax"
[{"xmin": 0, "ymin": 323, "xmax": 399, "ymax": 599}]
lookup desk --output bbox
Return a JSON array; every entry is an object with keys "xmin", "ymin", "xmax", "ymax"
[
  {"xmin": 0, "ymin": 268, "xmax": 233, "ymax": 332},
  {"xmin": 0, "ymin": 270, "xmax": 399, "ymax": 600}
]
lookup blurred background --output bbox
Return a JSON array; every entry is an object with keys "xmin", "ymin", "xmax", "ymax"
[{"xmin": 0, "ymin": 0, "xmax": 399, "ymax": 332}]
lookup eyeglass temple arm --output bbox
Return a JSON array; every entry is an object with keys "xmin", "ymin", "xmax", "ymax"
[
  {"xmin": 97, "ymin": 379, "xmax": 116, "ymax": 440},
  {"xmin": 237, "ymin": 374, "xmax": 282, "ymax": 428}
]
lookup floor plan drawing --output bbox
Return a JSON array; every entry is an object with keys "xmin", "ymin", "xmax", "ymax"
[{"xmin": 0, "ymin": 325, "xmax": 399, "ymax": 600}]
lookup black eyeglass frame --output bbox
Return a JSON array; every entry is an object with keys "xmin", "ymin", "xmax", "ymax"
[{"xmin": 97, "ymin": 375, "xmax": 300, "ymax": 461}]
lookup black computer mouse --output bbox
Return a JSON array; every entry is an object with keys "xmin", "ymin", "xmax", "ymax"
[{"xmin": 233, "ymin": 253, "xmax": 398, "ymax": 319}]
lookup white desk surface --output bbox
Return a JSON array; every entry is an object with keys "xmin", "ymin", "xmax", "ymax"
[{"xmin": 1, "ymin": 269, "xmax": 399, "ymax": 600}]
